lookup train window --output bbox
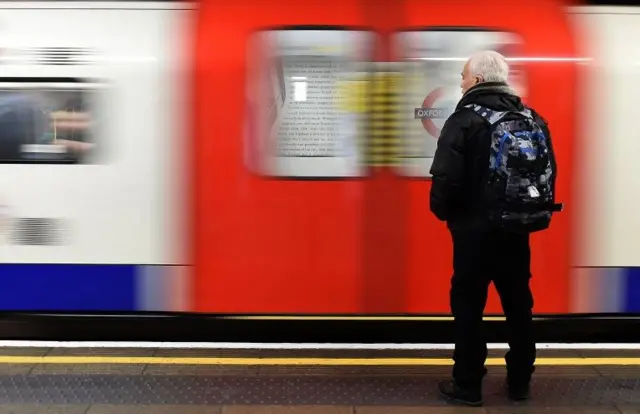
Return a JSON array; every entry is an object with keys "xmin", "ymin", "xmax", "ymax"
[
  {"xmin": 245, "ymin": 27, "xmax": 375, "ymax": 179},
  {"xmin": 392, "ymin": 29, "xmax": 527, "ymax": 178},
  {"xmin": 0, "ymin": 78, "xmax": 102, "ymax": 165}
]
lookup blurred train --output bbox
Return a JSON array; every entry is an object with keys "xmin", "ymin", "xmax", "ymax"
[{"xmin": 0, "ymin": 0, "xmax": 636, "ymax": 316}]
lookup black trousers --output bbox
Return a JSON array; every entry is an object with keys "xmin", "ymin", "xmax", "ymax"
[{"xmin": 449, "ymin": 229, "xmax": 535, "ymax": 389}]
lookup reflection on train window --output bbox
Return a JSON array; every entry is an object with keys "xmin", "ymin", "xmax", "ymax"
[
  {"xmin": 266, "ymin": 56, "xmax": 286, "ymax": 129},
  {"xmin": 0, "ymin": 81, "xmax": 100, "ymax": 164}
]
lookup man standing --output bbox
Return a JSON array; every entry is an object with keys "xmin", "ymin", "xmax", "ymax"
[{"xmin": 429, "ymin": 50, "xmax": 561, "ymax": 406}]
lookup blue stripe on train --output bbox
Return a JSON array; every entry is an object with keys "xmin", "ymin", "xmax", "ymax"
[
  {"xmin": 624, "ymin": 267, "xmax": 640, "ymax": 312},
  {"xmin": 0, "ymin": 264, "xmax": 136, "ymax": 311},
  {"xmin": 1, "ymin": 264, "xmax": 639, "ymax": 312}
]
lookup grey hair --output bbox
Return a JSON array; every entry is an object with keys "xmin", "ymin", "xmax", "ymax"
[{"xmin": 468, "ymin": 50, "xmax": 509, "ymax": 83}]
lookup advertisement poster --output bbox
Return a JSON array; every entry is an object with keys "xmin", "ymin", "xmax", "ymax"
[
  {"xmin": 393, "ymin": 29, "xmax": 527, "ymax": 178},
  {"xmin": 245, "ymin": 28, "xmax": 374, "ymax": 178}
]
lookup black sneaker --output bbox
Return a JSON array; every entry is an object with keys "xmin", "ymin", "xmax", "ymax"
[
  {"xmin": 507, "ymin": 381, "xmax": 531, "ymax": 401},
  {"xmin": 438, "ymin": 380, "xmax": 483, "ymax": 406}
]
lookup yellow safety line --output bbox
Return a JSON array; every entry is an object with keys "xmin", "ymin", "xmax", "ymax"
[{"xmin": 0, "ymin": 356, "xmax": 638, "ymax": 366}]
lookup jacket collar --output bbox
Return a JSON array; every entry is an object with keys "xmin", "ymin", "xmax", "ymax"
[{"xmin": 462, "ymin": 81, "xmax": 518, "ymax": 99}]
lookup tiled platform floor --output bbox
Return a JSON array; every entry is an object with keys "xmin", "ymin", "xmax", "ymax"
[{"xmin": 0, "ymin": 347, "xmax": 635, "ymax": 413}]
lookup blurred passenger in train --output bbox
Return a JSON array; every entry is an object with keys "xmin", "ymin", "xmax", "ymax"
[
  {"xmin": 429, "ymin": 50, "xmax": 559, "ymax": 406},
  {"xmin": 46, "ymin": 94, "xmax": 95, "ymax": 158},
  {"xmin": 0, "ymin": 91, "xmax": 94, "ymax": 163},
  {"xmin": 49, "ymin": 110, "xmax": 95, "ymax": 155},
  {"xmin": 0, "ymin": 93, "xmax": 33, "ymax": 161}
]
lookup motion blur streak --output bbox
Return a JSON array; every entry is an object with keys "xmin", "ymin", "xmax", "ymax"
[{"xmin": 2, "ymin": 1, "xmax": 639, "ymax": 317}]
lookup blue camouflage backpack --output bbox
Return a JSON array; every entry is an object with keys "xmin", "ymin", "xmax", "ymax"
[{"xmin": 465, "ymin": 104, "xmax": 564, "ymax": 233}]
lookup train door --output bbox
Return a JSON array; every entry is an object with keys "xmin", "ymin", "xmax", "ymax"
[
  {"xmin": 193, "ymin": 0, "xmax": 373, "ymax": 312},
  {"xmin": 193, "ymin": 0, "xmax": 577, "ymax": 315},
  {"xmin": 396, "ymin": 0, "xmax": 578, "ymax": 313}
]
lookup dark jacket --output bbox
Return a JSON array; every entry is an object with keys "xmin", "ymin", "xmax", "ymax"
[{"xmin": 429, "ymin": 81, "xmax": 553, "ymax": 232}]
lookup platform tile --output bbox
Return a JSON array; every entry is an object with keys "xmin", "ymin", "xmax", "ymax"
[
  {"xmin": 0, "ymin": 375, "xmax": 634, "ymax": 406},
  {"xmin": 87, "ymin": 404, "xmax": 221, "ymax": 413},
  {"xmin": 0, "ymin": 405, "xmax": 89, "ymax": 414}
]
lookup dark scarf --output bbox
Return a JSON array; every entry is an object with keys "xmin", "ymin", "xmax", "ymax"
[
  {"xmin": 456, "ymin": 81, "xmax": 520, "ymax": 110},
  {"xmin": 469, "ymin": 81, "xmax": 517, "ymax": 95}
]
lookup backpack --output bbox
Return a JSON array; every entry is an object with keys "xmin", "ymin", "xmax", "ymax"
[{"xmin": 464, "ymin": 103, "xmax": 564, "ymax": 233}]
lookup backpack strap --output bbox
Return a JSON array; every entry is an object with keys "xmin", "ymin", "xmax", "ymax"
[{"xmin": 464, "ymin": 104, "xmax": 533, "ymax": 125}]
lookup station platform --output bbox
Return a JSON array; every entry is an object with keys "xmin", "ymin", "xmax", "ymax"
[{"xmin": 0, "ymin": 344, "xmax": 637, "ymax": 413}]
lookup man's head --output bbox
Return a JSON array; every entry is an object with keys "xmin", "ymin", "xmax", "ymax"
[{"xmin": 460, "ymin": 50, "xmax": 509, "ymax": 95}]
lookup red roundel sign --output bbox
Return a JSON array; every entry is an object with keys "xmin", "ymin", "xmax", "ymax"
[{"xmin": 414, "ymin": 87, "xmax": 455, "ymax": 138}]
